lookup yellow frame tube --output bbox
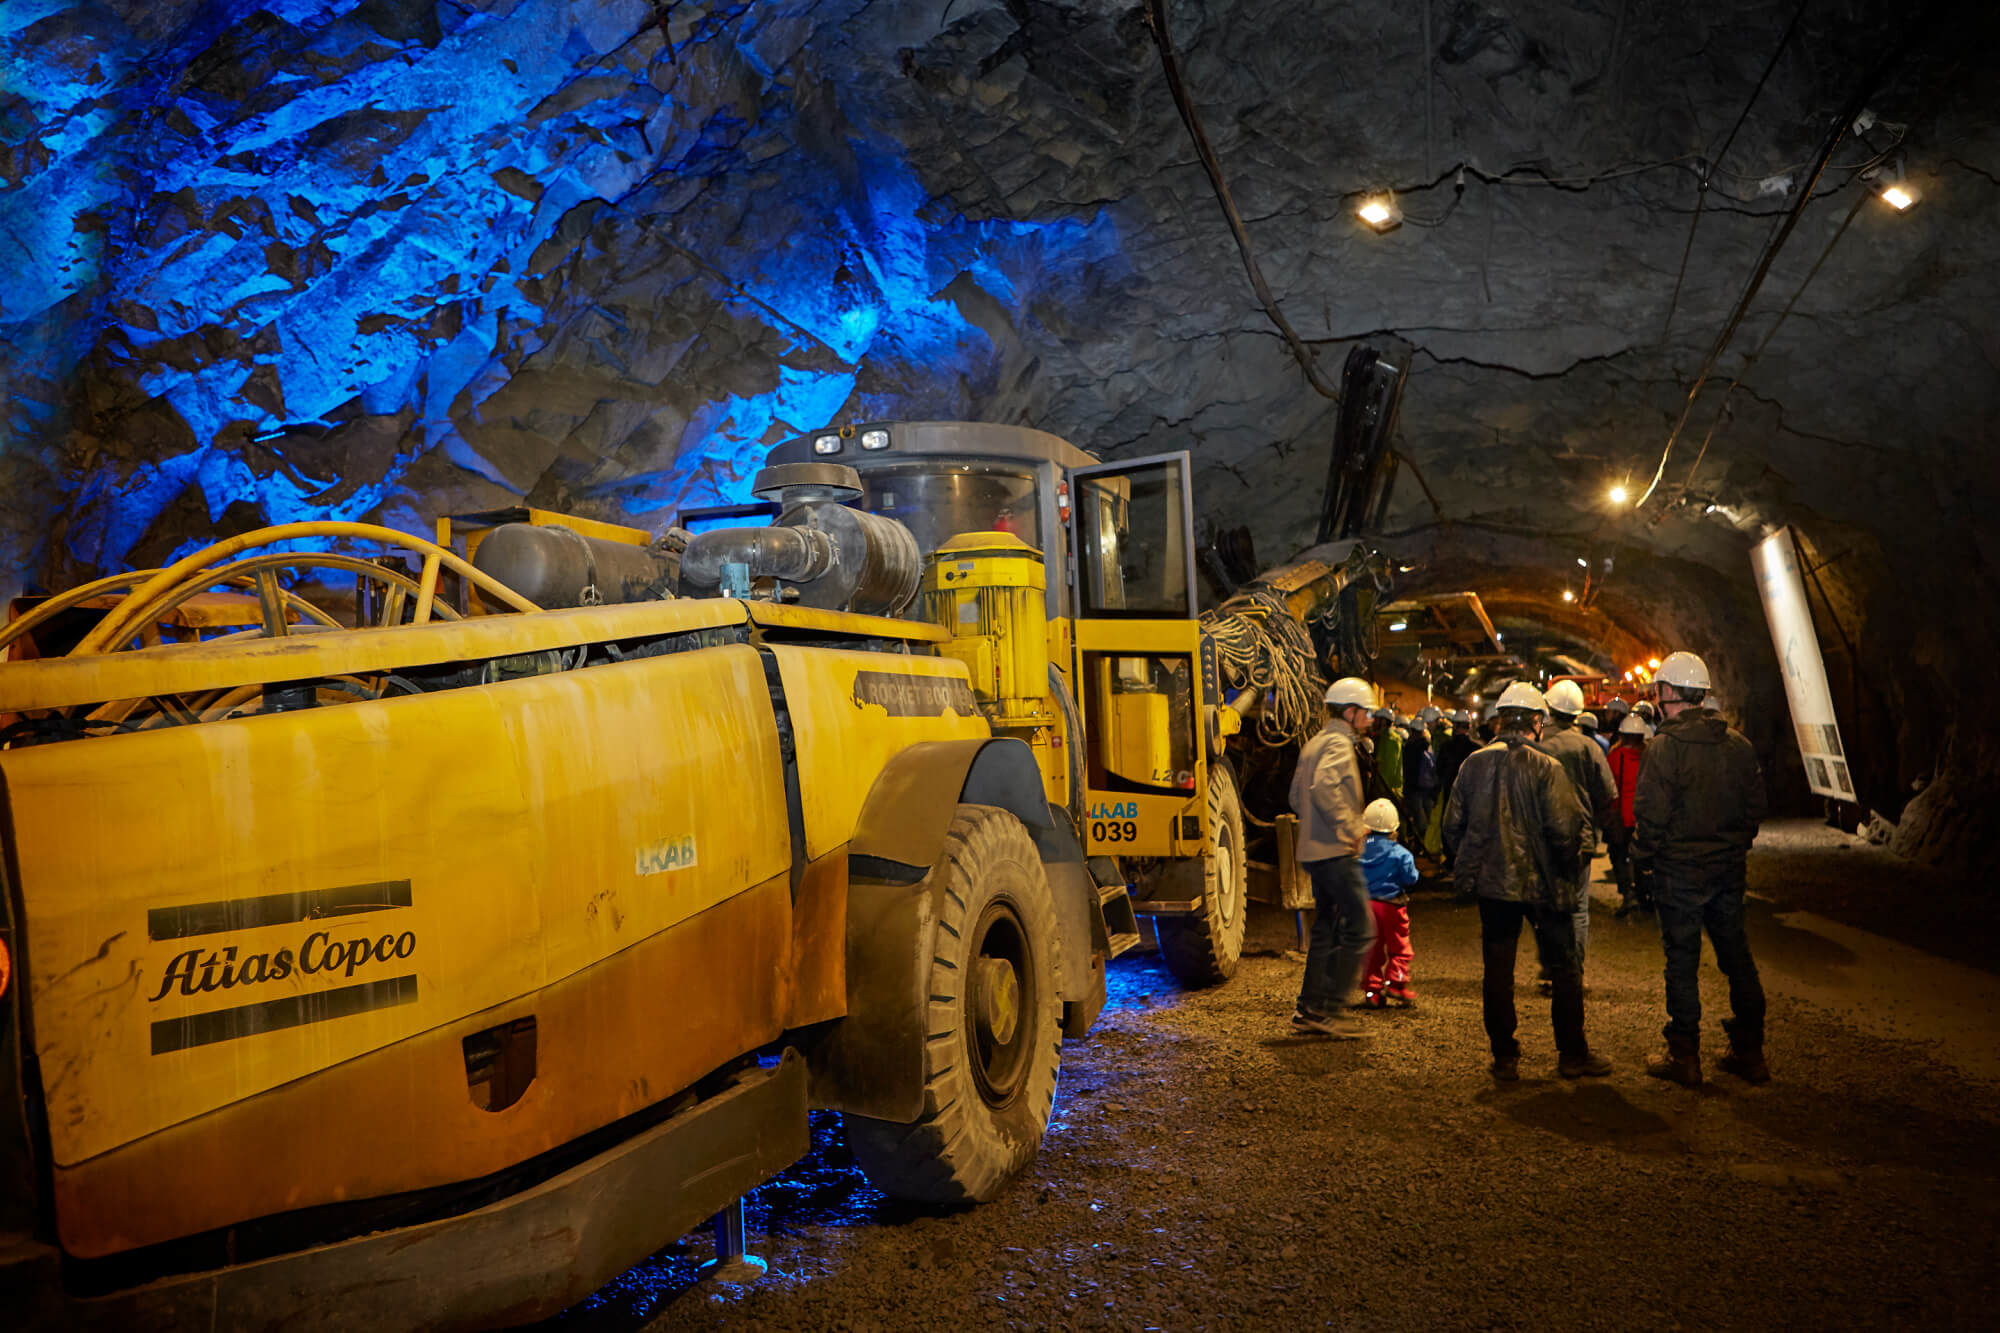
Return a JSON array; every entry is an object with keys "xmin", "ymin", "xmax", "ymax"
[{"xmin": 77, "ymin": 523, "xmax": 537, "ymax": 655}]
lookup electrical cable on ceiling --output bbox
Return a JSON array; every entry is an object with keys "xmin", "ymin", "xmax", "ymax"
[
  {"xmin": 1633, "ymin": 0, "xmax": 1943, "ymax": 510},
  {"xmin": 1659, "ymin": 0, "xmax": 1811, "ymax": 346},
  {"xmin": 1143, "ymin": 0, "xmax": 1340, "ymax": 401},
  {"xmin": 1675, "ymin": 188, "xmax": 1870, "ymax": 499}
]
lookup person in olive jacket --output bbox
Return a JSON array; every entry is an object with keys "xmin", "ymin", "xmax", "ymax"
[
  {"xmin": 1443, "ymin": 682, "xmax": 1610, "ymax": 1082},
  {"xmin": 1634, "ymin": 651, "xmax": 1771, "ymax": 1087}
]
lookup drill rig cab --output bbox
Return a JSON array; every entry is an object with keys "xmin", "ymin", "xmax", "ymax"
[{"xmin": 754, "ymin": 422, "xmax": 1246, "ymax": 985}]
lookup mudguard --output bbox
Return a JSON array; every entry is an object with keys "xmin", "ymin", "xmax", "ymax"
[{"xmin": 807, "ymin": 738, "xmax": 1103, "ymax": 1121}]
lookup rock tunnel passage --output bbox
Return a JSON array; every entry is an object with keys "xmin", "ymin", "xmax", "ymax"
[
  {"xmin": 4, "ymin": 1, "xmax": 2000, "ymax": 1328},
  {"xmin": 536, "ymin": 826, "xmax": 2000, "ymax": 1333}
]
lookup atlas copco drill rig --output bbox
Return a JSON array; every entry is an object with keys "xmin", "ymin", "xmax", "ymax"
[{"xmin": 0, "ymin": 420, "xmax": 1383, "ymax": 1331}]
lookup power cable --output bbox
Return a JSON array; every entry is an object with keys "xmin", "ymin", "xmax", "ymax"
[
  {"xmin": 1143, "ymin": 0, "xmax": 1340, "ymax": 401},
  {"xmin": 1659, "ymin": 0, "xmax": 1811, "ymax": 346},
  {"xmin": 1675, "ymin": 188, "xmax": 1869, "ymax": 498},
  {"xmin": 1634, "ymin": 1, "xmax": 1943, "ymax": 510}
]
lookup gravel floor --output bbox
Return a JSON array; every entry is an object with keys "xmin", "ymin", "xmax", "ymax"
[{"xmin": 539, "ymin": 820, "xmax": 2000, "ymax": 1331}]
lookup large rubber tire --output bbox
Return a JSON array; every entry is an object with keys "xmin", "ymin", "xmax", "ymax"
[
  {"xmin": 844, "ymin": 804, "xmax": 1064, "ymax": 1203},
  {"xmin": 1156, "ymin": 762, "xmax": 1248, "ymax": 986}
]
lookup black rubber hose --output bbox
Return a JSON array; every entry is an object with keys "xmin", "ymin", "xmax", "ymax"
[{"xmin": 679, "ymin": 525, "xmax": 832, "ymax": 588}]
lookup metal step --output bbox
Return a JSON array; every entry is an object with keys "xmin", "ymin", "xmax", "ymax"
[
  {"xmin": 1098, "ymin": 881, "xmax": 1142, "ymax": 946},
  {"xmin": 1106, "ymin": 930, "xmax": 1144, "ymax": 959}
]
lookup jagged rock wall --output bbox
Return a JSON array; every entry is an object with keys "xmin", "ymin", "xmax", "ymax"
[{"xmin": 2, "ymin": 0, "xmax": 1995, "ymax": 862}]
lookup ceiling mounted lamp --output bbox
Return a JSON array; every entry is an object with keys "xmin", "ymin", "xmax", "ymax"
[
  {"xmin": 1561, "ymin": 589, "xmax": 1576, "ymax": 603},
  {"xmin": 1607, "ymin": 484, "xmax": 1630, "ymax": 505},
  {"xmin": 1389, "ymin": 619, "xmax": 1409, "ymax": 632},
  {"xmin": 1356, "ymin": 193, "xmax": 1403, "ymax": 233},
  {"xmin": 1879, "ymin": 181, "xmax": 1919, "ymax": 212}
]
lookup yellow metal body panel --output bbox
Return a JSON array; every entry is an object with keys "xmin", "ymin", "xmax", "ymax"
[
  {"xmin": 1071, "ymin": 617, "xmax": 1208, "ymax": 858},
  {"xmin": 744, "ymin": 600, "xmax": 951, "ymax": 643},
  {"xmin": 922, "ymin": 536, "xmax": 1051, "ymax": 723},
  {"xmin": 767, "ymin": 644, "xmax": 989, "ymax": 860},
  {"xmin": 1103, "ymin": 687, "xmax": 1173, "ymax": 785},
  {"xmin": 0, "ymin": 599, "xmax": 751, "ymax": 714},
  {"xmin": 53, "ymin": 870, "xmax": 802, "ymax": 1258},
  {"xmin": 4, "ymin": 644, "xmax": 790, "ymax": 1167}
]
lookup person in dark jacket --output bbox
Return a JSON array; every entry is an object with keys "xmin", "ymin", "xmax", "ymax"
[
  {"xmin": 1443, "ymin": 683, "xmax": 1611, "ymax": 1082},
  {"xmin": 1404, "ymin": 722, "xmax": 1440, "ymax": 852},
  {"xmin": 1634, "ymin": 651, "xmax": 1771, "ymax": 1087}
]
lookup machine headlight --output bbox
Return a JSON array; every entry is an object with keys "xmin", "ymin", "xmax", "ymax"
[
  {"xmin": 812, "ymin": 434, "xmax": 842, "ymax": 455},
  {"xmin": 860, "ymin": 428, "xmax": 890, "ymax": 451}
]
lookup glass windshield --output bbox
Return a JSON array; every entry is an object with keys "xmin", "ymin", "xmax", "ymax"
[
  {"xmin": 1075, "ymin": 458, "xmax": 1191, "ymax": 616},
  {"xmin": 855, "ymin": 462, "xmax": 1042, "ymax": 558}
]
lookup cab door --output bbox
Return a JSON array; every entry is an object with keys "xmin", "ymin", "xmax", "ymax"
[{"xmin": 1066, "ymin": 453, "xmax": 1211, "ymax": 859}]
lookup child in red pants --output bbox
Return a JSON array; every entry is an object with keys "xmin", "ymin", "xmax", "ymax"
[{"xmin": 1359, "ymin": 797, "xmax": 1420, "ymax": 1006}]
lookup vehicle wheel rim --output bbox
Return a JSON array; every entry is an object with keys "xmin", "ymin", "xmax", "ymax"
[
  {"xmin": 1214, "ymin": 830, "xmax": 1238, "ymax": 927},
  {"xmin": 968, "ymin": 900, "xmax": 1035, "ymax": 1109}
]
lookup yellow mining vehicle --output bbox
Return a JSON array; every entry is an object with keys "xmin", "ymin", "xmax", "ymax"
[
  {"xmin": 0, "ymin": 421, "xmax": 1375, "ymax": 1329},
  {"xmin": 0, "ymin": 460, "xmax": 1128, "ymax": 1329},
  {"xmin": 752, "ymin": 422, "xmax": 1250, "ymax": 985},
  {"xmin": 750, "ymin": 422, "xmax": 1386, "ymax": 979}
]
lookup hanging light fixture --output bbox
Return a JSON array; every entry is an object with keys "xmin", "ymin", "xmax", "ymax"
[
  {"xmin": 1879, "ymin": 181, "xmax": 1918, "ymax": 211},
  {"xmin": 1356, "ymin": 193, "xmax": 1403, "ymax": 233},
  {"xmin": 1608, "ymin": 484, "xmax": 1630, "ymax": 505}
]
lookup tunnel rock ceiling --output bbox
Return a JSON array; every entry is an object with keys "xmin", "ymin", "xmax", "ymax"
[{"xmin": 2, "ymin": 0, "xmax": 1996, "ymax": 862}]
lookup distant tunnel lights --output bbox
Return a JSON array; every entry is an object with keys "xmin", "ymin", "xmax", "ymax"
[
  {"xmin": 1607, "ymin": 485, "xmax": 1629, "ymax": 504},
  {"xmin": 1562, "ymin": 589, "xmax": 1576, "ymax": 603},
  {"xmin": 1356, "ymin": 194, "xmax": 1402, "ymax": 233},
  {"xmin": 1389, "ymin": 620, "xmax": 1409, "ymax": 632}
]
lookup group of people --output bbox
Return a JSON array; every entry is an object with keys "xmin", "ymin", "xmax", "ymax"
[{"xmin": 1288, "ymin": 652, "xmax": 1771, "ymax": 1088}]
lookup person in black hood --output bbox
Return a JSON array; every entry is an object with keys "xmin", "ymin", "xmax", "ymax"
[{"xmin": 1633, "ymin": 651, "xmax": 1770, "ymax": 1087}]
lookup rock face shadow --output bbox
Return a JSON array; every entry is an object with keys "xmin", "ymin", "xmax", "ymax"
[{"xmin": 1495, "ymin": 1081, "xmax": 1684, "ymax": 1154}]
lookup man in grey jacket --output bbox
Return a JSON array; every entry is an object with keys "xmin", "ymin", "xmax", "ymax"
[
  {"xmin": 1534, "ymin": 680, "xmax": 1620, "ymax": 962},
  {"xmin": 1443, "ymin": 682, "xmax": 1611, "ymax": 1081},
  {"xmin": 1289, "ymin": 676, "xmax": 1380, "ymax": 1038},
  {"xmin": 1635, "ymin": 651, "xmax": 1770, "ymax": 1086}
]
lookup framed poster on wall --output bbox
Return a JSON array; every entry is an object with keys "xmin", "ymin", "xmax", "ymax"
[{"xmin": 1750, "ymin": 528, "xmax": 1853, "ymax": 801}]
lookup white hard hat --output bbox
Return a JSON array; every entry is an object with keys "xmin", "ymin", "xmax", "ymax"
[
  {"xmin": 1326, "ymin": 676, "xmax": 1377, "ymax": 708},
  {"xmin": 1482, "ymin": 701, "xmax": 1501, "ymax": 721},
  {"xmin": 1450, "ymin": 710, "xmax": 1470, "ymax": 725},
  {"xmin": 1578, "ymin": 711, "xmax": 1599, "ymax": 730},
  {"xmin": 1544, "ymin": 679, "xmax": 1586, "ymax": 716},
  {"xmin": 1362, "ymin": 797, "xmax": 1401, "ymax": 832},
  {"xmin": 1419, "ymin": 705, "xmax": 1441, "ymax": 724},
  {"xmin": 1618, "ymin": 715, "xmax": 1653, "ymax": 736},
  {"xmin": 1497, "ymin": 682, "xmax": 1548, "ymax": 714},
  {"xmin": 1656, "ymin": 651, "xmax": 1710, "ymax": 690}
]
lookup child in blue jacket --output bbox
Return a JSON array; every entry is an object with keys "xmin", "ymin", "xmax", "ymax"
[{"xmin": 1359, "ymin": 797, "xmax": 1421, "ymax": 1006}]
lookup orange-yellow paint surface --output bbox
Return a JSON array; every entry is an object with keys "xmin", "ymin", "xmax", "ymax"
[
  {"xmin": 4, "ymin": 644, "xmax": 789, "ymax": 1166},
  {"xmin": 51, "ymin": 873, "xmax": 796, "ymax": 1257},
  {"xmin": 766, "ymin": 644, "xmax": 988, "ymax": 860}
]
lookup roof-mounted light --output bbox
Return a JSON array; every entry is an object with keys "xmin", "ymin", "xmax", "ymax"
[
  {"xmin": 812, "ymin": 433, "xmax": 842, "ymax": 456},
  {"xmin": 860, "ymin": 428, "xmax": 891, "ymax": 451}
]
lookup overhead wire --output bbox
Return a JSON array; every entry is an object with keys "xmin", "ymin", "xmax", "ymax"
[
  {"xmin": 1659, "ymin": 0, "xmax": 1812, "ymax": 345},
  {"xmin": 1633, "ymin": 0, "xmax": 1944, "ymax": 510},
  {"xmin": 1674, "ymin": 187, "xmax": 1870, "ymax": 499},
  {"xmin": 1143, "ymin": 0, "xmax": 1340, "ymax": 401}
]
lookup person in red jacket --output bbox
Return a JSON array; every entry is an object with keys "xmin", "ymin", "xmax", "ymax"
[{"xmin": 1607, "ymin": 714, "xmax": 1652, "ymax": 917}]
